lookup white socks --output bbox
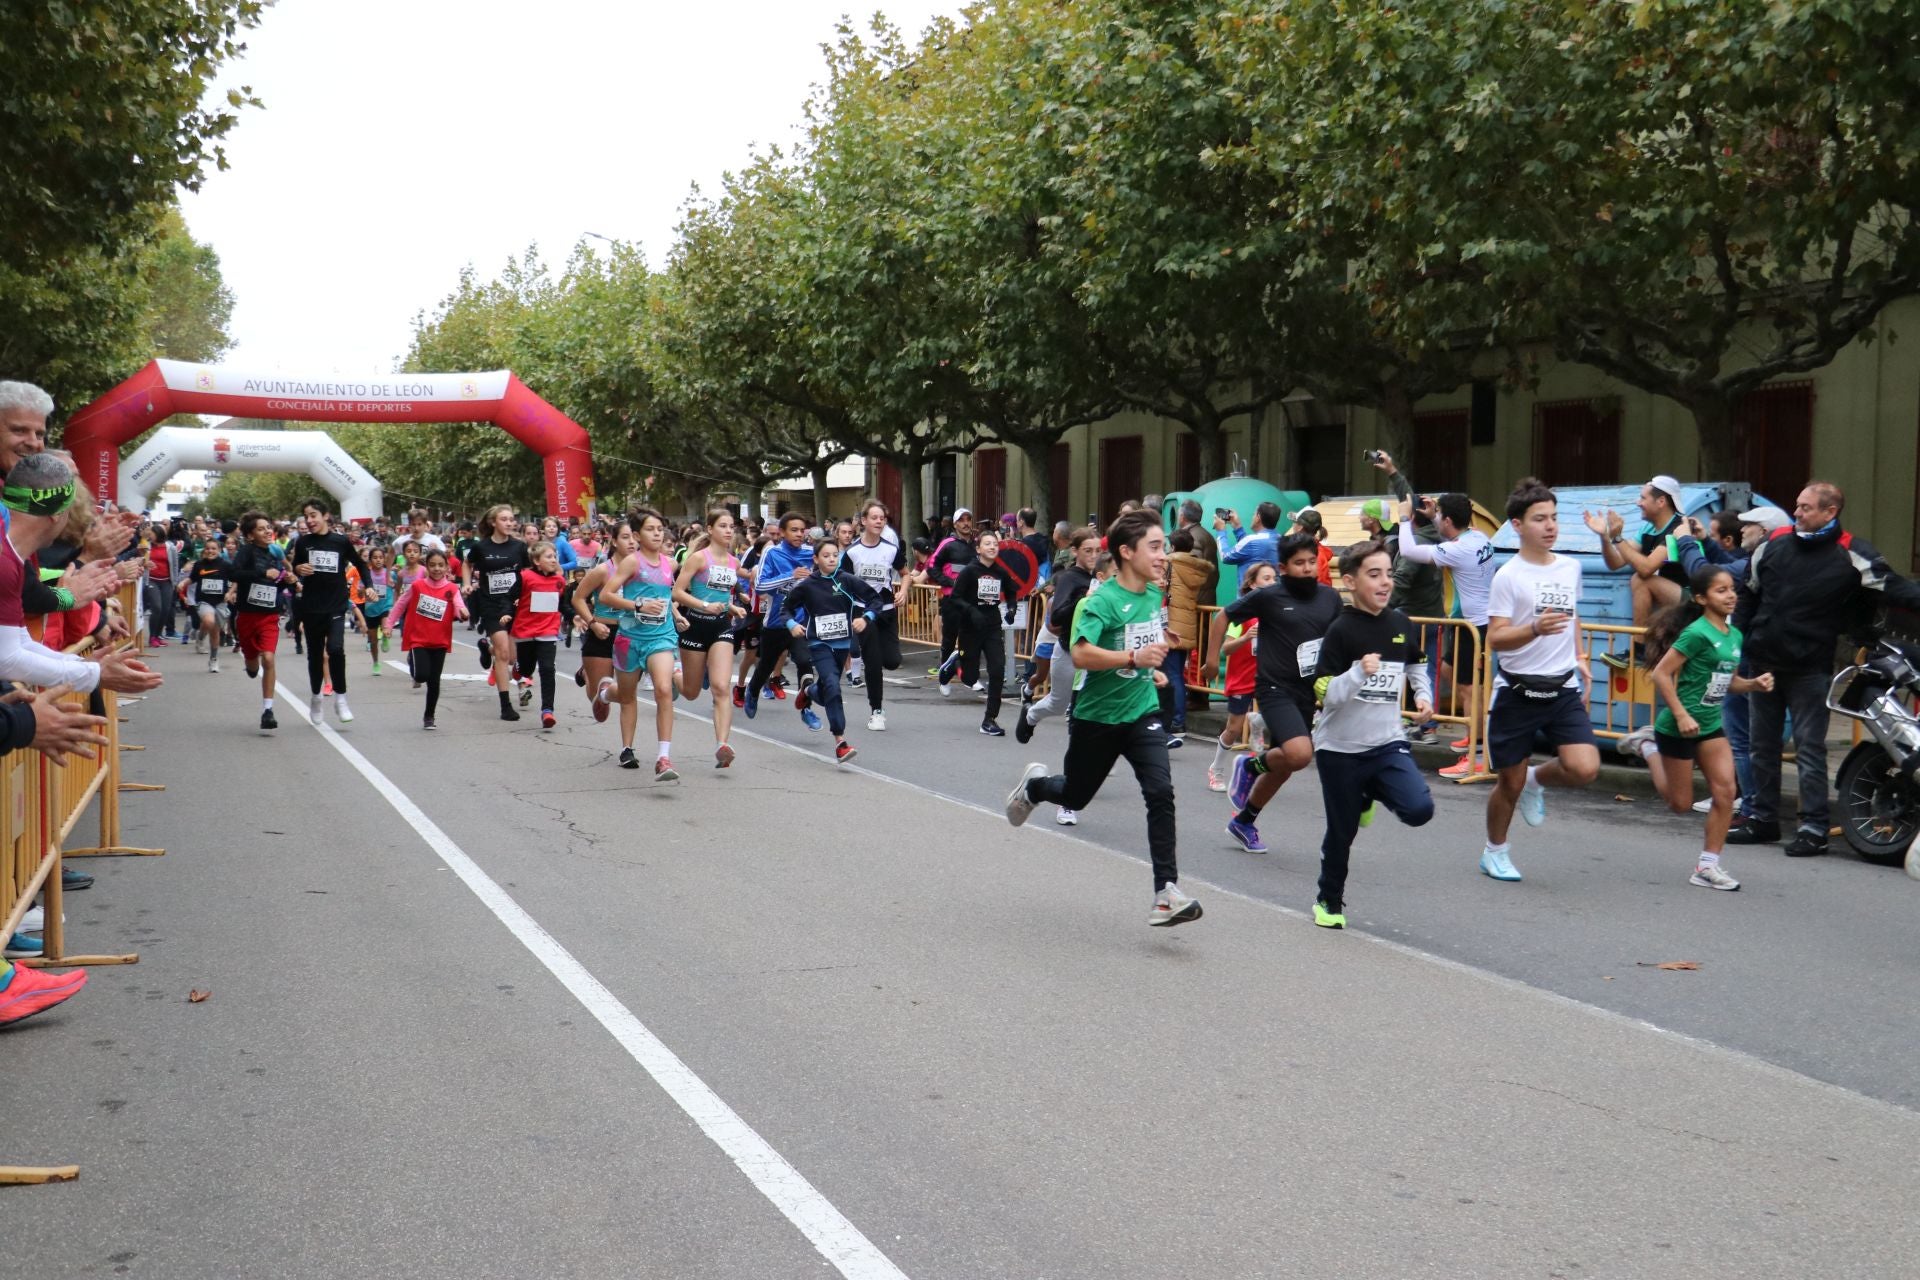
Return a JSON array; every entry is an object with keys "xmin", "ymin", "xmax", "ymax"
[
  {"xmin": 1524, "ymin": 765, "xmax": 1541, "ymax": 790},
  {"xmin": 1638, "ymin": 740, "xmax": 1659, "ymax": 762},
  {"xmin": 1699, "ymin": 850, "xmax": 1720, "ymax": 867},
  {"xmin": 657, "ymin": 740, "xmax": 672, "ymax": 759}
]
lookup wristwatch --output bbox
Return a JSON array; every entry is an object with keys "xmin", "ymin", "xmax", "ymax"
[{"xmin": 1608, "ymin": 534, "xmax": 1625, "ymax": 545}]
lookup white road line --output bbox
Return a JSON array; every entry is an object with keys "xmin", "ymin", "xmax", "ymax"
[{"xmin": 274, "ymin": 681, "xmax": 911, "ymax": 1279}]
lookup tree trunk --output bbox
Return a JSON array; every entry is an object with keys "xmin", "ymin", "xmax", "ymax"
[
  {"xmin": 1375, "ymin": 376, "xmax": 1417, "ymax": 480},
  {"xmin": 899, "ymin": 444, "xmax": 927, "ymax": 543},
  {"xmin": 810, "ymin": 461, "xmax": 833, "ymax": 526},
  {"xmin": 1021, "ymin": 440, "xmax": 1055, "ymax": 528},
  {"xmin": 1692, "ymin": 397, "xmax": 1737, "ymax": 481},
  {"xmin": 1195, "ymin": 417, "xmax": 1226, "ymax": 485}
]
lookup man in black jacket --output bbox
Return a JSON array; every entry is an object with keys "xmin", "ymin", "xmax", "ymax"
[{"xmin": 1730, "ymin": 482, "xmax": 1920, "ymax": 856}]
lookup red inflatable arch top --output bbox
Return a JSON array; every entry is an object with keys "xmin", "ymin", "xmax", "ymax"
[{"xmin": 62, "ymin": 359, "xmax": 595, "ymax": 517}]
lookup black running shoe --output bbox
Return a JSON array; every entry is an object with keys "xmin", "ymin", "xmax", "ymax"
[
  {"xmin": 1014, "ymin": 708, "xmax": 1034, "ymax": 744},
  {"xmin": 260, "ymin": 709, "xmax": 277, "ymax": 732},
  {"xmin": 619, "ymin": 746, "xmax": 639, "ymax": 769},
  {"xmin": 477, "ymin": 634, "xmax": 492, "ymax": 670},
  {"xmin": 499, "ymin": 702, "xmax": 520, "ymax": 722},
  {"xmin": 980, "ymin": 719, "xmax": 1006, "ymax": 737}
]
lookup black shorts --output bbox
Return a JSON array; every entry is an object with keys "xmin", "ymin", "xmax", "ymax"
[
  {"xmin": 1486, "ymin": 679, "xmax": 1597, "ymax": 769},
  {"xmin": 679, "ymin": 610, "xmax": 735, "ymax": 653},
  {"xmin": 1655, "ymin": 727, "xmax": 1724, "ymax": 761},
  {"xmin": 1226, "ymin": 692, "xmax": 1254, "ymax": 716},
  {"xmin": 475, "ymin": 597, "xmax": 516, "ymax": 636},
  {"xmin": 580, "ymin": 622, "xmax": 616, "ymax": 660},
  {"xmin": 1454, "ymin": 622, "xmax": 1491, "ymax": 681},
  {"xmin": 1255, "ymin": 683, "xmax": 1318, "ymax": 745}
]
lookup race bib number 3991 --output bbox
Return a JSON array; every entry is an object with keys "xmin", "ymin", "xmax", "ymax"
[{"xmin": 1703, "ymin": 667, "xmax": 1733, "ymax": 705}]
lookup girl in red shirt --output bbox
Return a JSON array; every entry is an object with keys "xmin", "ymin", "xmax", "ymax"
[
  {"xmin": 392, "ymin": 548, "xmax": 468, "ymax": 729},
  {"xmin": 511, "ymin": 542, "xmax": 568, "ymax": 728}
]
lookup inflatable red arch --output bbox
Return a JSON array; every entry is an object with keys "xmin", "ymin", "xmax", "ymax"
[{"xmin": 62, "ymin": 359, "xmax": 595, "ymax": 518}]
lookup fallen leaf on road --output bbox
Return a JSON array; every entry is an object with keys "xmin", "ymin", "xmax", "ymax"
[
  {"xmin": 1613, "ymin": 793, "xmax": 1635, "ymax": 803},
  {"xmin": 187, "ymin": 989, "xmax": 211, "ymax": 1003},
  {"xmin": 1602, "ymin": 975, "xmax": 1614, "ymax": 980},
  {"xmin": 1635, "ymin": 961, "xmax": 1700, "ymax": 971}
]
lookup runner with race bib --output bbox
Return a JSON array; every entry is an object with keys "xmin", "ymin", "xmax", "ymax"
[
  {"xmin": 945, "ymin": 530, "xmax": 1025, "ymax": 736},
  {"xmin": 1306, "ymin": 541, "xmax": 1437, "ymax": 929},
  {"xmin": 774, "ymin": 538, "xmax": 885, "ymax": 765},
  {"xmin": 462, "ymin": 503, "xmax": 532, "ymax": 721},
  {"xmin": 1004, "ymin": 511, "xmax": 1202, "ymax": 928},
  {"xmin": 840, "ymin": 499, "xmax": 907, "ymax": 730},
  {"xmin": 289, "ymin": 496, "xmax": 369, "ymax": 727},
  {"xmin": 510, "ymin": 541, "xmax": 569, "ymax": 729},
  {"xmin": 228, "ymin": 512, "xmax": 288, "ymax": 731},
  {"xmin": 672, "ymin": 507, "xmax": 749, "ymax": 767},
  {"xmin": 1220, "ymin": 533, "xmax": 1343, "ymax": 855},
  {"xmin": 392, "ymin": 548, "xmax": 468, "ymax": 729},
  {"xmin": 185, "ymin": 538, "xmax": 231, "ymax": 675}
]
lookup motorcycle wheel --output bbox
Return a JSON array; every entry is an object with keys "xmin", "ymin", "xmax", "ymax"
[{"xmin": 1833, "ymin": 742, "xmax": 1920, "ymax": 864}]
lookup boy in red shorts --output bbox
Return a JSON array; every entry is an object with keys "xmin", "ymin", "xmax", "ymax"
[{"xmin": 229, "ymin": 510, "xmax": 288, "ymax": 731}]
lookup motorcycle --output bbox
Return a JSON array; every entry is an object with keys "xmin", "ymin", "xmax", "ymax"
[{"xmin": 1825, "ymin": 638, "xmax": 1920, "ymax": 875}]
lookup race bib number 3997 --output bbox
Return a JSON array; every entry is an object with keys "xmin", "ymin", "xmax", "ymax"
[{"xmin": 1358, "ymin": 661, "xmax": 1406, "ymax": 704}]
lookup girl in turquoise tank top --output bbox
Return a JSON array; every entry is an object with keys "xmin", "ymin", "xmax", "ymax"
[
  {"xmin": 673, "ymin": 507, "xmax": 749, "ymax": 769},
  {"xmin": 603, "ymin": 509, "xmax": 684, "ymax": 781}
]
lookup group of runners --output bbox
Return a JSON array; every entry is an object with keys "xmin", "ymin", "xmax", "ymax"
[{"xmin": 171, "ymin": 471, "xmax": 1826, "ymax": 932}]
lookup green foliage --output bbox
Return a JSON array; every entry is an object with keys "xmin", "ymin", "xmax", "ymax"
[
  {"xmin": 202, "ymin": 469, "xmax": 313, "ymax": 522},
  {"xmin": 0, "ymin": 1, "xmax": 264, "ymax": 261}
]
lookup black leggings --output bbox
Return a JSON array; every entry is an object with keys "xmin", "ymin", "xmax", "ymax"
[
  {"xmin": 856, "ymin": 610, "xmax": 902, "ymax": 710},
  {"xmin": 299, "ymin": 612, "xmax": 348, "ymax": 695},
  {"xmin": 957, "ymin": 615, "xmax": 1005, "ymax": 721},
  {"xmin": 517, "ymin": 638, "xmax": 557, "ymax": 711},
  {"xmin": 1030, "ymin": 712, "xmax": 1177, "ymax": 891},
  {"xmin": 414, "ymin": 647, "xmax": 447, "ymax": 719}
]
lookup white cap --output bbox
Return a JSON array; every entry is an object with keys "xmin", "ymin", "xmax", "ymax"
[
  {"xmin": 1737, "ymin": 505, "xmax": 1792, "ymax": 532},
  {"xmin": 1648, "ymin": 474, "xmax": 1684, "ymax": 506},
  {"xmin": 952, "ymin": 507, "xmax": 972, "ymax": 520}
]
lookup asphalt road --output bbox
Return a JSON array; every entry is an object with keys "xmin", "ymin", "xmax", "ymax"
[{"xmin": 6, "ymin": 631, "xmax": 1918, "ymax": 1279}]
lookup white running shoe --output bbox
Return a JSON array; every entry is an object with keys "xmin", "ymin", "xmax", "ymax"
[
  {"xmin": 1149, "ymin": 882, "xmax": 1203, "ymax": 926},
  {"xmin": 1690, "ymin": 862, "xmax": 1740, "ymax": 891},
  {"xmin": 938, "ymin": 682, "xmax": 952, "ymax": 699},
  {"xmin": 1054, "ymin": 807, "xmax": 1078, "ymax": 826},
  {"xmin": 1616, "ymin": 724, "xmax": 1657, "ymax": 759},
  {"xmin": 1206, "ymin": 766, "xmax": 1226, "ymax": 793},
  {"xmin": 1691, "ymin": 797, "xmax": 1713, "ymax": 814},
  {"xmin": 1518, "ymin": 779, "xmax": 1547, "ymax": 827},
  {"xmin": 1479, "ymin": 846, "xmax": 1523, "ymax": 882},
  {"xmin": 1005, "ymin": 762, "xmax": 1047, "ymax": 827},
  {"xmin": 309, "ymin": 695, "xmax": 325, "ymax": 726},
  {"xmin": 868, "ymin": 710, "xmax": 886, "ymax": 732},
  {"xmin": 334, "ymin": 695, "xmax": 354, "ymax": 723}
]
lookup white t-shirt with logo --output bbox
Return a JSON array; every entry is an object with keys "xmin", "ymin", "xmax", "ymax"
[{"xmin": 1488, "ymin": 553, "xmax": 1582, "ymax": 683}]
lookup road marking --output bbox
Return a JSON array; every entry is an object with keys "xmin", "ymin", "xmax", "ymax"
[{"xmin": 275, "ymin": 681, "xmax": 911, "ymax": 1279}]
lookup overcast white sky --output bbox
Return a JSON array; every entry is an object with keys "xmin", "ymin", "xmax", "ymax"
[{"xmin": 180, "ymin": 0, "xmax": 968, "ymax": 377}]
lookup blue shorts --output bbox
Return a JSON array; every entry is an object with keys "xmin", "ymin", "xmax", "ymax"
[
  {"xmin": 1486, "ymin": 679, "xmax": 1597, "ymax": 769},
  {"xmin": 614, "ymin": 632, "xmax": 677, "ymax": 673}
]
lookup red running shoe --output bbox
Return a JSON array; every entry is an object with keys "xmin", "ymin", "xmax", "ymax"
[
  {"xmin": 715, "ymin": 742, "xmax": 735, "ymax": 768},
  {"xmin": 834, "ymin": 740, "xmax": 858, "ymax": 765},
  {"xmin": 731, "ymin": 687, "xmax": 745, "ymax": 709},
  {"xmin": 0, "ymin": 964, "xmax": 88, "ymax": 1028},
  {"xmin": 540, "ymin": 711, "xmax": 557, "ymax": 729}
]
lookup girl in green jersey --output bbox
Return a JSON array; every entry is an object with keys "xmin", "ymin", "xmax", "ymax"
[{"xmin": 1634, "ymin": 564, "xmax": 1775, "ymax": 890}]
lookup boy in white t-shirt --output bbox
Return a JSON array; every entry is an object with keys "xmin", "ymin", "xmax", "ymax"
[{"xmin": 1478, "ymin": 478, "xmax": 1601, "ymax": 882}]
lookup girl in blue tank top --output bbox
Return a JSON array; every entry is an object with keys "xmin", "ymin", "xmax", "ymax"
[{"xmin": 605, "ymin": 510, "xmax": 684, "ymax": 782}]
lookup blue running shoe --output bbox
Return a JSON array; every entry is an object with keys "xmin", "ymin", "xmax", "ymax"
[
  {"xmin": 1226, "ymin": 818, "xmax": 1267, "ymax": 854},
  {"xmin": 5, "ymin": 931, "xmax": 44, "ymax": 960},
  {"xmin": 743, "ymin": 688, "xmax": 759, "ymax": 720},
  {"xmin": 1228, "ymin": 753, "xmax": 1256, "ymax": 811},
  {"xmin": 1479, "ymin": 846, "xmax": 1522, "ymax": 881},
  {"xmin": 1518, "ymin": 779, "xmax": 1547, "ymax": 827},
  {"xmin": 798, "ymin": 705, "xmax": 822, "ymax": 732}
]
